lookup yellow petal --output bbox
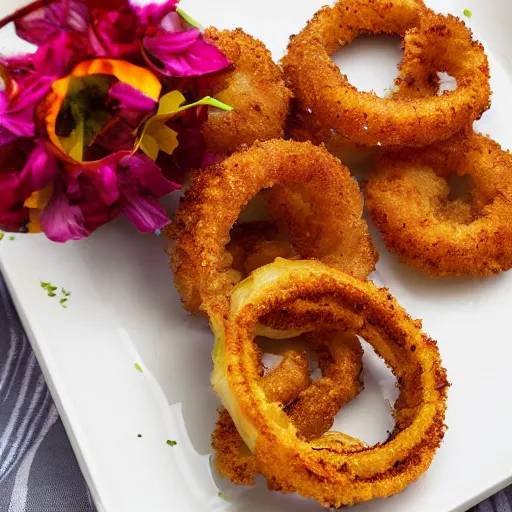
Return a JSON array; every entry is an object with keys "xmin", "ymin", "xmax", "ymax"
[
  {"xmin": 27, "ymin": 209, "xmax": 43, "ymax": 234},
  {"xmin": 24, "ymin": 185, "xmax": 53, "ymax": 210},
  {"xmin": 140, "ymin": 133, "xmax": 160, "ymax": 161},
  {"xmin": 147, "ymin": 123, "xmax": 179, "ymax": 156},
  {"xmin": 157, "ymin": 90, "xmax": 186, "ymax": 116}
]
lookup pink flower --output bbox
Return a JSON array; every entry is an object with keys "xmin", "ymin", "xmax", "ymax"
[
  {"xmin": 0, "ymin": 140, "xmax": 57, "ymax": 231},
  {"xmin": 92, "ymin": 82, "xmax": 157, "ymax": 152},
  {"xmin": 89, "ymin": 4, "xmax": 141, "ymax": 58},
  {"xmin": 40, "ymin": 152, "xmax": 179, "ymax": 242},
  {"xmin": 40, "ymin": 192, "xmax": 90, "ymax": 242},
  {"xmin": 142, "ymin": 13, "xmax": 231, "ymax": 77},
  {"xmin": 15, "ymin": 0, "xmax": 90, "ymax": 46},
  {"xmin": 0, "ymin": 73, "xmax": 53, "ymax": 146}
]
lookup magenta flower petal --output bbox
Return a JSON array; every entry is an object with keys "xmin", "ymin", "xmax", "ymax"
[
  {"xmin": 40, "ymin": 193, "xmax": 90, "ymax": 243},
  {"xmin": 15, "ymin": 0, "xmax": 90, "ymax": 46},
  {"xmin": 142, "ymin": 28, "xmax": 231, "ymax": 77},
  {"xmin": 33, "ymin": 31, "xmax": 89, "ymax": 78},
  {"xmin": 0, "ymin": 209, "xmax": 28, "ymax": 233},
  {"xmin": 120, "ymin": 154, "xmax": 180, "ymax": 198},
  {"xmin": 92, "ymin": 83, "xmax": 157, "ymax": 152},
  {"xmin": 134, "ymin": 0, "xmax": 178, "ymax": 27},
  {"xmin": 144, "ymin": 28, "xmax": 201, "ymax": 54},
  {"xmin": 0, "ymin": 141, "xmax": 56, "ymax": 215},
  {"xmin": 21, "ymin": 141, "xmax": 58, "ymax": 191},
  {"xmin": 185, "ymin": 39, "xmax": 233, "ymax": 74},
  {"xmin": 88, "ymin": 161, "xmax": 120, "ymax": 206},
  {"xmin": 119, "ymin": 181, "xmax": 170, "ymax": 232},
  {"xmin": 89, "ymin": 5, "xmax": 140, "ymax": 58},
  {"xmin": 108, "ymin": 82, "xmax": 157, "ymax": 127},
  {"xmin": 0, "ymin": 74, "xmax": 54, "ymax": 145}
]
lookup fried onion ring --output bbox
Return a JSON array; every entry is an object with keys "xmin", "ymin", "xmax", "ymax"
[
  {"xmin": 281, "ymin": 0, "xmax": 491, "ymax": 147},
  {"xmin": 365, "ymin": 132, "xmax": 512, "ymax": 276},
  {"xmin": 169, "ymin": 140, "xmax": 377, "ymax": 314},
  {"xmin": 211, "ymin": 259, "xmax": 449, "ymax": 507},
  {"xmin": 226, "ymin": 221, "xmax": 297, "ymax": 278},
  {"xmin": 199, "ymin": 28, "xmax": 292, "ymax": 156},
  {"xmin": 213, "ymin": 332, "xmax": 364, "ymax": 485}
]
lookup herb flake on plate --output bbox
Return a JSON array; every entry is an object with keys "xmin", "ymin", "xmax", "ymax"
[{"xmin": 166, "ymin": 440, "xmax": 177, "ymax": 447}]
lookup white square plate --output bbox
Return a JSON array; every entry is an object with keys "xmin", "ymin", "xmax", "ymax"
[{"xmin": 1, "ymin": 0, "xmax": 512, "ymax": 511}]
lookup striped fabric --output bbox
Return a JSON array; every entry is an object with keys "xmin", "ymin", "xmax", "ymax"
[{"xmin": 0, "ymin": 271, "xmax": 509, "ymax": 512}]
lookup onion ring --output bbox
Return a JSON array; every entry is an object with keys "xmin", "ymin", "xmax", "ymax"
[
  {"xmin": 169, "ymin": 139, "xmax": 377, "ymax": 314},
  {"xmin": 211, "ymin": 258, "xmax": 449, "ymax": 507},
  {"xmin": 226, "ymin": 221, "xmax": 297, "ymax": 278},
  {"xmin": 213, "ymin": 332, "xmax": 364, "ymax": 485},
  {"xmin": 199, "ymin": 28, "xmax": 292, "ymax": 156},
  {"xmin": 365, "ymin": 131, "xmax": 512, "ymax": 276},
  {"xmin": 281, "ymin": 0, "xmax": 491, "ymax": 147}
]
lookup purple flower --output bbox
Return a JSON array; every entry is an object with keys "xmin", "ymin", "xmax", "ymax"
[
  {"xmin": 0, "ymin": 141, "xmax": 56, "ymax": 216},
  {"xmin": 33, "ymin": 30, "xmax": 89, "ymax": 78},
  {"xmin": 92, "ymin": 82, "xmax": 157, "ymax": 152},
  {"xmin": 134, "ymin": 1, "xmax": 178, "ymax": 27},
  {"xmin": 115, "ymin": 153, "xmax": 179, "ymax": 232},
  {"xmin": 0, "ymin": 73, "xmax": 53, "ymax": 146},
  {"xmin": 15, "ymin": 0, "xmax": 90, "ymax": 46},
  {"xmin": 0, "ymin": 140, "xmax": 57, "ymax": 232},
  {"xmin": 53, "ymin": 152, "xmax": 180, "ymax": 240},
  {"xmin": 142, "ymin": 17, "xmax": 231, "ymax": 77},
  {"xmin": 89, "ymin": 4, "xmax": 141, "ymax": 58},
  {"xmin": 40, "ymin": 191, "xmax": 90, "ymax": 242}
]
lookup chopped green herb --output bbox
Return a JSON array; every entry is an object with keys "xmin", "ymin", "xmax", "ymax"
[
  {"xmin": 62, "ymin": 288, "xmax": 71, "ymax": 297},
  {"xmin": 59, "ymin": 298, "xmax": 68, "ymax": 308},
  {"xmin": 218, "ymin": 492, "xmax": 232, "ymax": 502},
  {"xmin": 134, "ymin": 363, "xmax": 143, "ymax": 373},
  {"xmin": 166, "ymin": 440, "xmax": 177, "ymax": 447},
  {"xmin": 8, "ymin": 236, "xmax": 15, "ymax": 241},
  {"xmin": 463, "ymin": 8, "xmax": 472, "ymax": 18},
  {"xmin": 0, "ymin": 233, "xmax": 4, "ymax": 241},
  {"xmin": 48, "ymin": 292, "xmax": 57, "ymax": 298},
  {"xmin": 40, "ymin": 281, "xmax": 57, "ymax": 293}
]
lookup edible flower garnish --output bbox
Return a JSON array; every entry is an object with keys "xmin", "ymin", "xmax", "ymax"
[{"xmin": 0, "ymin": 0, "xmax": 232, "ymax": 242}]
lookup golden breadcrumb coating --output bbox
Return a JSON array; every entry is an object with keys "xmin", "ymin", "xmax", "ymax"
[
  {"xmin": 282, "ymin": 0, "xmax": 490, "ymax": 147},
  {"xmin": 201, "ymin": 28, "xmax": 292, "ymax": 155},
  {"xmin": 169, "ymin": 139, "xmax": 377, "ymax": 314},
  {"xmin": 211, "ymin": 259, "xmax": 449, "ymax": 508},
  {"xmin": 365, "ymin": 131, "xmax": 512, "ymax": 276}
]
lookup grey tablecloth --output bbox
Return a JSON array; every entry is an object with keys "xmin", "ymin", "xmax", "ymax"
[{"xmin": 0, "ymin": 272, "xmax": 509, "ymax": 512}]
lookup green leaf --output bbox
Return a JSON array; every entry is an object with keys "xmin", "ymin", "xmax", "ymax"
[
  {"xmin": 166, "ymin": 439, "xmax": 177, "ymax": 447},
  {"xmin": 8, "ymin": 235, "xmax": 15, "ymax": 241},
  {"xmin": 463, "ymin": 8, "xmax": 472, "ymax": 17},
  {"xmin": 177, "ymin": 7, "xmax": 201, "ymax": 28},
  {"xmin": 136, "ymin": 92, "xmax": 232, "ymax": 160},
  {"xmin": 134, "ymin": 363, "xmax": 143, "ymax": 373},
  {"xmin": 62, "ymin": 288, "xmax": 71, "ymax": 297}
]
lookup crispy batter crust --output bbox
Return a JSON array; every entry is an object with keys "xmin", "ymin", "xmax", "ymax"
[
  {"xmin": 212, "ymin": 259, "xmax": 449, "ymax": 508},
  {"xmin": 201, "ymin": 28, "xmax": 292, "ymax": 155},
  {"xmin": 365, "ymin": 132, "xmax": 512, "ymax": 276},
  {"xmin": 213, "ymin": 334, "xmax": 364, "ymax": 485},
  {"xmin": 281, "ymin": 0, "xmax": 491, "ymax": 147},
  {"xmin": 169, "ymin": 140, "xmax": 377, "ymax": 313}
]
